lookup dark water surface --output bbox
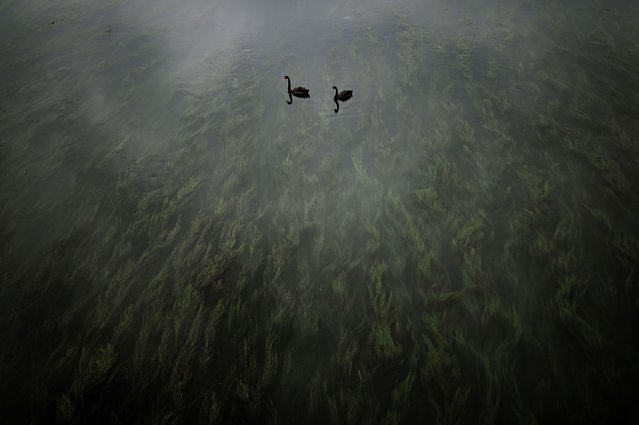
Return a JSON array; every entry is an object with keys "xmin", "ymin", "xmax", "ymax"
[{"xmin": 1, "ymin": 0, "xmax": 639, "ymax": 423}]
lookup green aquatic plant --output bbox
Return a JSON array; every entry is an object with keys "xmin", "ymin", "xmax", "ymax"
[
  {"xmin": 612, "ymin": 234, "xmax": 639, "ymax": 269},
  {"xmin": 2, "ymin": 1, "xmax": 639, "ymax": 424},
  {"xmin": 72, "ymin": 344, "xmax": 118, "ymax": 396},
  {"xmin": 587, "ymin": 154, "xmax": 632, "ymax": 197},
  {"xmin": 455, "ymin": 214, "xmax": 488, "ymax": 253},
  {"xmin": 55, "ymin": 393, "xmax": 76, "ymax": 423},
  {"xmin": 372, "ymin": 322, "xmax": 402, "ymax": 359}
]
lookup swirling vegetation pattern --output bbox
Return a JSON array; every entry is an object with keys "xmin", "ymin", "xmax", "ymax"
[{"xmin": 0, "ymin": 0, "xmax": 638, "ymax": 423}]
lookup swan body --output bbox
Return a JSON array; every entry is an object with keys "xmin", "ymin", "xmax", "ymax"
[
  {"xmin": 284, "ymin": 76, "xmax": 310, "ymax": 98},
  {"xmin": 332, "ymin": 86, "xmax": 353, "ymax": 102}
]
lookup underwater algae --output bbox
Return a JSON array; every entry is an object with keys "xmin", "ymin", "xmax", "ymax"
[{"xmin": 1, "ymin": 0, "xmax": 639, "ymax": 424}]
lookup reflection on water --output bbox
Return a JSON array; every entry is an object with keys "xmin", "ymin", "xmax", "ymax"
[{"xmin": 1, "ymin": 0, "xmax": 639, "ymax": 423}]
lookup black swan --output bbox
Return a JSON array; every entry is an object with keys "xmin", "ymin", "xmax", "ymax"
[
  {"xmin": 332, "ymin": 86, "xmax": 353, "ymax": 102},
  {"xmin": 284, "ymin": 76, "xmax": 310, "ymax": 98}
]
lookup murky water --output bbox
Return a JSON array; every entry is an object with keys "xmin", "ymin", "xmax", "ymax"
[{"xmin": 1, "ymin": 0, "xmax": 638, "ymax": 423}]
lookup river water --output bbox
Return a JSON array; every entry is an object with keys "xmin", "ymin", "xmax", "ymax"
[{"xmin": 1, "ymin": 0, "xmax": 638, "ymax": 423}]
